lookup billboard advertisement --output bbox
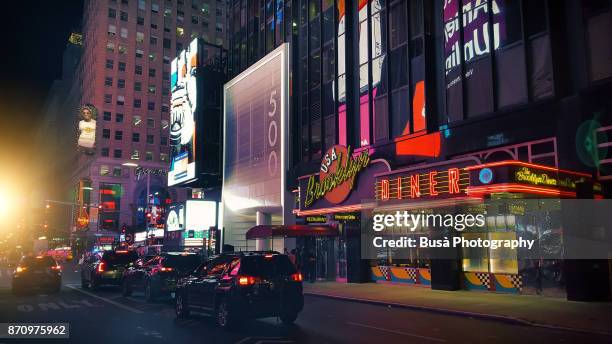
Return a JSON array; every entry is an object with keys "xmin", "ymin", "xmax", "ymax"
[
  {"xmin": 166, "ymin": 203, "xmax": 185, "ymax": 232},
  {"xmin": 222, "ymin": 43, "xmax": 289, "ymax": 213},
  {"xmin": 168, "ymin": 38, "xmax": 199, "ymax": 186},
  {"xmin": 77, "ymin": 104, "xmax": 97, "ymax": 154}
]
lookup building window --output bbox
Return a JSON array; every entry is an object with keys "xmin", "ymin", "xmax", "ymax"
[
  {"xmin": 147, "ymin": 101, "xmax": 155, "ymax": 111},
  {"xmin": 138, "ymin": 0, "xmax": 145, "ymax": 10},
  {"xmin": 161, "ymin": 119, "xmax": 169, "ymax": 130},
  {"xmin": 149, "ymin": 53, "xmax": 156, "ymax": 62},
  {"xmin": 135, "ymin": 65, "xmax": 142, "ymax": 75},
  {"xmin": 137, "ymin": 16, "xmax": 144, "ymax": 25},
  {"xmin": 134, "ymin": 81, "xmax": 142, "ymax": 91},
  {"xmin": 116, "ymin": 95, "xmax": 125, "ymax": 106},
  {"xmin": 118, "ymin": 61, "xmax": 126, "ymax": 71},
  {"xmin": 148, "ymin": 85, "xmax": 156, "ymax": 93},
  {"xmin": 152, "ymin": 3, "xmax": 159, "ymax": 13},
  {"xmin": 108, "ymin": 8, "xmax": 116, "ymax": 18},
  {"xmin": 147, "ymin": 118, "xmax": 154, "ymax": 128},
  {"xmin": 163, "ymin": 38, "xmax": 171, "ymax": 49},
  {"xmin": 108, "ymin": 24, "xmax": 116, "ymax": 37},
  {"xmin": 103, "ymin": 111, "xmax": 112, "ymax": 121},
  {"xmin": 148, "ymin": 68, "xmax": 156, "ymax": 77},
  {"xmin": 177, "ymin": 27, "xmax": 185, "ymax": 37},
  {"xmin": 100, "ymin": 165, "xmax": 110, "ymax": 176},
  {"xmin": 150, "ymin": 36, "xmax": 157, "ymax": 45},
  {"xmin": 115, "ymin": 113, "xmax": 124, "ymax": 123},
  {"xmin": 117, "ymin": 79, "xmax": 125, "ymax": 88},
  {"xmin": 163, "ymin": 56, "xmax": 170, "ymax": 64},
  {"xmin": 118, "ymin": 44, "xmax": 127, "ymax": 54},
  {"xmin": 105, "ymin": 59, "xmax": 114, "ymax": 69},
  {"xmin": 160, "ymin": 153, "xmax": 168, "ymax": 162},
  {"xmin": 136, "ymin": 49, "xmax": 144, "ymax": 58},
  {"xmin": 101, "ymin": 148, "xmax": 109, "ymax": 157},
  {"xmin": 191, "ymin": 15, "xmax": 198, "ymax": 24},
  {"xmin": 103, "ymin": 129, "xmax": 111, "ymax": 139},
  {"xmin": 133, "ymin": 115, "xmax": 142, "ymax": 126},
  {"xmin": 104, "ymin": 94, "xmax": 112, "ymax": 104},
  {"xmin": 113, "ymin": 166, "xmax": 122, "ymax": 177},
  {"xmin": 145, "ymin": 151, "xmax": 153, "ymax": 161},
  {"xmin": 106, "ymin": 42, "xmax": 115, "ymax": 52},
  {"xmin": 114, "ymin": 130, "xmax": 123, "ymax": 140},
  {"xmin": 161, "ymin": 104, "xmax": 169, "ymax": 112},
  {"xmin": 583, "ymin": 2, "xmax": 612, "ymax": 81},
  {"xmin": 131, "ymin": 150, "xmax": 140, "ymax": 160},
  {"xmin": 160, "ymin": 136, "xmax": 167, "ymax": 145},
  {"xmin": 146, "ymin": 134, "xmax": 154, "ymax": 144},
  {"xmin": 134, "ymin": 99, "xmax": 142, "ymax": 108},
  {"xmin": 113, "ymin": 149, "xmax": 123, "ymax": 158},
  {"xmin": 151, "ymin": 23, "xmax": 158, "ymax": 30},
  {"xmin": 132, "ymin": 132, "xmax": 140, "ymax": 142},
  {"xmin": 105, "ymin": 77, "xmax": 113, "ymax": 86},
  {"xmin": 120, "ymin": 11, "xmax": 128, "ymax": 21},
  {"xmin": 120, "ymin": 27, "xmax": 128, "ymax": 38},
  {"xmin": 136, "ymin": 32, "xmax": 144, "ymax": 43}
]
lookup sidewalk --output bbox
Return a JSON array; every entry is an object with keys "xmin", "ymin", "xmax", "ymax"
[{"xmin": 303, "ymin": 282, "xmax": 612, "ymax": 335}]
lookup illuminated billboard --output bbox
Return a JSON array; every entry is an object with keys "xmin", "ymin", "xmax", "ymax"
[
  {"xmin": 222, "ymin": 44, "xmax": 289, "ymax": 213},
  {"xmin": 168, "ymin": 38, "xmax": 199, "ymax": 186},
  {"xmin": 77, "ymin": 104, "xmax": 97, "ymax": 154},
  {"xmin": 166, "ymin": 203, "xmax": 185, "ymax": 232}
]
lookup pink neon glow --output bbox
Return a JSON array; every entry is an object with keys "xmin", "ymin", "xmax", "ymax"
[
  {"xmin": 338, "ymin": 103, "xmax": 347, "ymax": 146},
  {"xmin": 360, "ymin": 93, "xmax": 370, "ymax": 146}
]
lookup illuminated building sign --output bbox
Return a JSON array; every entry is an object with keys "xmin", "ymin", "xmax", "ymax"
[
  {"xmin": 305, "ymin": 215, "xmax": 327, "ymax": 223},
  {"xmin": 513, "ymin": 167, "xmax": 579, "ymax": 189},
  {"xmin": 376, "ymin": 168, "xmax": 469, "ymax": 201},
  {"xmin": 333, "ymin": 213, "xmax": 360, "ymax": 222},
  {"xmin": 304, "ymin": 145, "xmax": 370, "ymax": 208}
]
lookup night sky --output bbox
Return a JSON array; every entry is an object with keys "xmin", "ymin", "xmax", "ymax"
[{"xmin": 0, "ymin": 1, "xmax": 83, "ymax": 182}]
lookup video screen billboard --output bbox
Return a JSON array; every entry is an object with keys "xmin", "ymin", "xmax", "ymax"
[
  {"xmin": 223, "ymin": 44, "xmax": 289, "ymax": 212},
  {"xmin": 168, "ymin": 38, "xmax": 199, "ymax": 186},
  {"xmin": 77, "ymin": 104, "xmax": 97, "ymax": 154}
]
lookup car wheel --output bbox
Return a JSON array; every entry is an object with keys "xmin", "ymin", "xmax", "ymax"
[
  {"xmin": 175, "ymin": 292, "xmax": 190, "ymax": 319},
  {"xmin": 280, "ymin": 312, "xmax": 298, "ymax": 325},
  {"xmin": 216, "ymin": 299, "xmax": 236, "ymax": 330},
  {"xmin": 145, "ymin": 282, "xmax": 156, "ymax": 302},
  {"xmin": 122, "ymin": 280, "xmax": 132, "ymax": 297}
]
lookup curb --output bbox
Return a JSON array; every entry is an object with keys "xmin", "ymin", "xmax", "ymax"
[{"xmin": 304, "ymin": 291, "xmax": 612, "ymax": 337}]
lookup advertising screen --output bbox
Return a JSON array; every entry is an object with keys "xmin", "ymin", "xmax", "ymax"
[
  {"xmin": 168, "ymin": 38, "xmax": 199, "ymax": 186},
  {"xmin": 77, "ymin": 104, "xmax": 97, "ymax": 154},
  {"xmin": 185, "ymin": 200, "xmax": 216, "ymax": 231},
  {"xmin": 166, "ymin": 204, "xmax": 185, "ymax": 232},
  {"xmin": 222, "ymin": 44, "xmax": 289, "ymax": 213}
]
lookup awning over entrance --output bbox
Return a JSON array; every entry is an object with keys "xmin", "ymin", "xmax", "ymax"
[{"xmin": 245, "ymin": 225, "xmax": 338, "ymax": 240}]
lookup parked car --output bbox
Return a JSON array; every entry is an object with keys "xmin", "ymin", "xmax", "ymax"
[
  {"xmin": 81, "ymin": 249, "xmax": 138, "ymax": 289},
  {"xmin": 122, "ymin": 252, "xmax": 202, "ymax": 301},
  {"xmin": 175, "ymin": 251, "xmax": 304, "ymax": 329},
  {"xmin": 12, "ymin": 256, "xmax": 61, "ymax": 294}
]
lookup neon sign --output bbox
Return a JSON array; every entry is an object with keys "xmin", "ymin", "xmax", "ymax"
[
  {"xmin": 377, "ymin": 168, "xmax": 468, "ymax": 201},
  {"xmin": 513, "ymin": 167, "xmax": 578, "ymax": 189},
  {"xmin": 304, "ymin": 145, "xmax": 370, "ymax": 208}
]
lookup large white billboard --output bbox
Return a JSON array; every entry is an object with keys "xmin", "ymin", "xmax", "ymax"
[
  {"xmin": 168, "ymin": 38, "xmax": 198, "ymax": 186},
  {"xmin": 222, "ymin": 44, "xmax": 289, "ymax": 214}
]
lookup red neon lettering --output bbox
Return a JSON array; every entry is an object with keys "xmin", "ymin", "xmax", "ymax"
[
  {"xmin": 397, "ymin": 177, "xmax": 402, "ymax": 200},
  {"xmin": 410, "ymin": 174, "xmax": 420, "ymax": 198},
  {"xmin": 429, "ymin": 171, "xmax": 438, "ymax": 196},
  {"xmin": 381, "ymin": 179, "xmax": 390, "ymax": 201},
  {"xmin": 448, "ymin": 168, "xmax": 460, "ymax": 194}
]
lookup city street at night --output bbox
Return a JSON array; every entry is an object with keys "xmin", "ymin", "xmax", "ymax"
[
  {"xmin": 0, "ymin": 262, "xmax": 609, "ymax": 343},
  {"xmin": 1, "ymin": 0, "xmax": 612, "ymax": 343}
]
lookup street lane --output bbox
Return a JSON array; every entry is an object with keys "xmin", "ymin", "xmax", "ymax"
[{"xmin": 0, "ymin": 263, "xmax": 609, "ymax": 344}]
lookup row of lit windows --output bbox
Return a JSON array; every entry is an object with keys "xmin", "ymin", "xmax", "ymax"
[
  {"xmin": 104, "ymin": 75, "xmax": 170, "ymax": 96},
  {"xmin": 100, "ymin": 148, "xmax": 168, "ymax": 161},
  {"xmin": 103, "ymin": 94, "xmax": 169, "ymax": 112},
  {"xmin": 101, "ymin": 129, "xmax": 168, "ymax": 145}
]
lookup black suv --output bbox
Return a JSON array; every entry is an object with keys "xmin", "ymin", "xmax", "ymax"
[
  {"xmin": 81, "ymin": 250, "xmax": 139, "ymax": 289},
  {"xmin": 122, "ymin": 252, "xmax": 202, "ymax": 301},
  {"xmin": 175, "ymin": 251, "xmax": 304, "ymax": 329}
]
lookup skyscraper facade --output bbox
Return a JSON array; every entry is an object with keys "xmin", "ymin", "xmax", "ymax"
[{"xmin": 72, "ymin": 0, "xmax": 228, "ymax": 233}]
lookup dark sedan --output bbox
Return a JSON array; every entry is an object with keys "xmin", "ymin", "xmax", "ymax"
[{"xmin": 12, "ymin": 256, "xmax": 62, "ymax": 295}]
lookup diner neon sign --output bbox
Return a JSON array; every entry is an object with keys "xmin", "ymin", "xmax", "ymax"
[{"xmin": 377, "ymin": 168, "xmax": 468, "ymax": 201}]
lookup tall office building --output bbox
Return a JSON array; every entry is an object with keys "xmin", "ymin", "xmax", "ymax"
[{"xmin": 72, "ymin": 0, "xmax": 228, "ymax": 234}]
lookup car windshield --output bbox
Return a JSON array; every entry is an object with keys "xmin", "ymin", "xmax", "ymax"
[
  {"xmin": 101, "ymin": 251, "xmax": 138, "ymax": 265},
  {"xmin": 162, "ymin": 255, "xmax": 201, "ymax": 270},
  {"xmin": 239, "ymin": 255, "xmax": 296, "ymax": 278},
  {"xmin": 21, "ymin": 256, "xmax": 56, "ymax": 268}
]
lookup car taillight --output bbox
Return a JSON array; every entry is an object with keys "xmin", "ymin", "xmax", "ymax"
[
  {"xmin": 51, "ymin": 265, "xmax": 61, "ymax": 271},
  {"xmin": 97, "ymin": 262, "xmax": 105, "ymax": 272},
  {"xmin": 237, "ymin": 275, "xmax": 259, "ymax": 286},
  {"xmin": 160, "ymin": 267, "xmax": 173, "ymax": 272},
  {"xmin": 290, "ymin": 273, "xmax": 303, "ymax": 282},
  {"xmin": 16, "ymin": 266, "xmax": 26, "ymax": 273}
]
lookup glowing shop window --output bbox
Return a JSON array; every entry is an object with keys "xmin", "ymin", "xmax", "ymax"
[
  {"xmin": 462, "ymin": 232, "xmax": 489, "ymax": 272},
  {"xmin": 488, "ymin": 232, "xmax": 518, "ymax": 274}
]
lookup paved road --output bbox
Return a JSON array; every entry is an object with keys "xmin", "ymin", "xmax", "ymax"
[{"xmin": 0, "ymin": 263, "xmax": 609, "ymax": 344}]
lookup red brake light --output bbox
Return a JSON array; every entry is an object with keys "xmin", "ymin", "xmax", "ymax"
[
  {"xmin": 16, "ymin": 266, "xmax": 26, "ymax": 273},
  {"xmin": 97, "ymin": 262, "xmax": 105, "ymax": 272},
  {"xmin": 160, "ymin": 267, "xmax": 173, "ymax": 272},
  {"xmin": 51, "ymin": 265, "xmax": 61, "ymax": 271},
  {"xmin": 116, "ymin": 250, "xmax": 128, "ymax": 254},
  {"xmin": 291, "ymin": 273, "xmax": 303, "ymax": 282},
  {"xmin": 237, "ymin": 275, "xmax": 258, "ymax": 286},
  {"xmin": 264, "ymin": 254, "xmax": 274, "ymax": 259}
]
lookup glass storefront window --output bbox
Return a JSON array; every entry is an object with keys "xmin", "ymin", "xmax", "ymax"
[
  {"xmin": 462, "ymin": 232, "xmax": 489, "ymax": 272},
  {"xmin": 489, "ymin": 231, "xmax": 518, "ymax": 274}
]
